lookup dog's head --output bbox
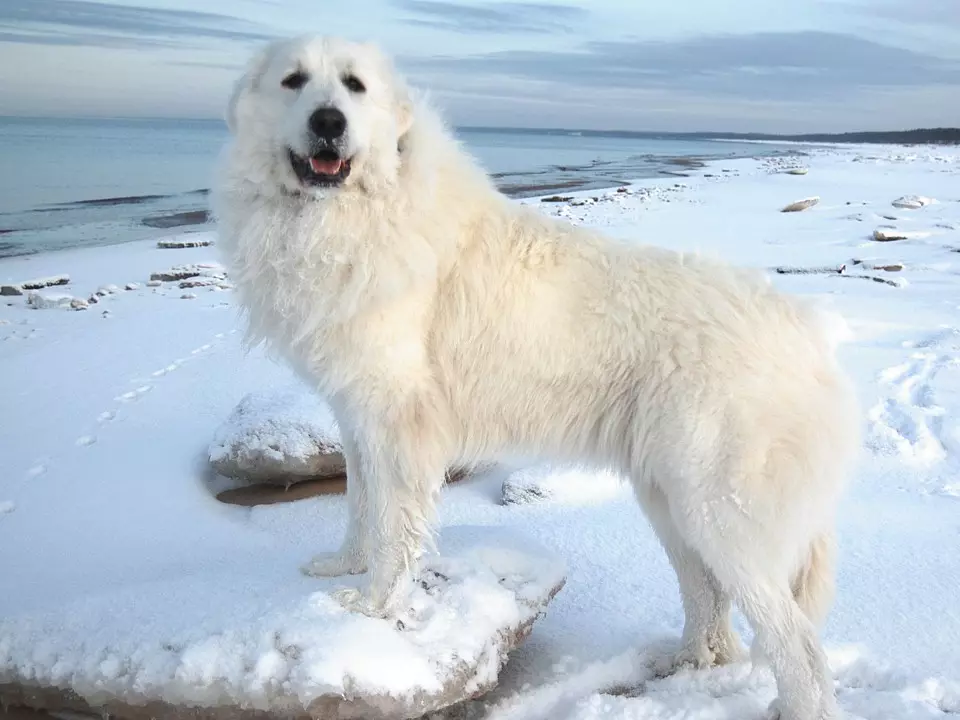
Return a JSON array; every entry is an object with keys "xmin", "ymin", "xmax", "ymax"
[{"xmin": 225, "ymin": 35, "xmax": 414, "ymax": 197}]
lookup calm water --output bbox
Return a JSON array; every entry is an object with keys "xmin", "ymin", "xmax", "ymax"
[{"xmin": 0, "ymin": 116, "xmax": 786, "ymax": 257}]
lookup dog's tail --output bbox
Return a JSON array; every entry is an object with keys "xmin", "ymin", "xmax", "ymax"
[{"xmin": 792, "ymin": 530, "xmax": 836, "ymax": 627}]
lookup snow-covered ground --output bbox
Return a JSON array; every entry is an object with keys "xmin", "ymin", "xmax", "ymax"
[{"xmin": 1, "ymin": 143, "xmax": 959, "ymax": 719}]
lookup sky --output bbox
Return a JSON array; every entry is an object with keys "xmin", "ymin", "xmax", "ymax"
[{"xmin": 0, "ymin": 0, "xmax": 958, "ymax": 133}]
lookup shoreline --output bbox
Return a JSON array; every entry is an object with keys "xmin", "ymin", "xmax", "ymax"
[{"xmin": 0, "ymin": 142, "xmax": 802, "ymax": 259}]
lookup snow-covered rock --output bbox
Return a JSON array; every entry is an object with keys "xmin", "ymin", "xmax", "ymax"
[
  {"xmin": 157, "ymin": 237, "xmax": 215, "ymax": 249},
  {"xmin": 781, "ymin": 196, "xmax": 820, "ymax": 212},
  {"xmin": 0, "ymin": 528, "xmax": 566, "ymax": 720},
  {"xmin": 25, "ymin": 291, "xmax": 75, "ymax": 310},
  {"xmin": 209, "ymin": 388, "xmax": 346, "ymax": 486},
  {"xmin": 892, "ymin": 195, "xmax": 934, "ymax": 209},
  {"xmin": 2, "ymin": 274, "xmax": 70, "ymax": 295},
  {"xmin": 502, "ymin": 464, "xmax": 625, "ymax": 506},
  {"xmin": 150, "ymin": 263, "xmax": 226, "ymax": 283},
  {"xmin": 873, "ymin": 228, "xmax": 931, "ymax": 242}
]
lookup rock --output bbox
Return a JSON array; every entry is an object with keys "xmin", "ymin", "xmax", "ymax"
[
  {"xmin": 2, "ymin": 275, "xmax": 70, "ymax": 296},
  {"xmin": 180, "ymin": 293, "xmax": 197, "ymax": 299},
  {"xmin": 156, "ymin": 236, "xmax": 214, "ymax": 248},
  {"xmin": 540, "ymin": 195, "xmax": 572, "ymax": 203},
  {"xmin": 69, "ymin": 298, "xmax": 89, "ymax": 311},
  {"xmin": 773, "ymin": 265, "xmax": 845, "ymax": 276},
  {"xmin": 146, "ymin": 280, "xmax": 162, "ymax": 287},
  {"xmin": 179, "ymin": 277, "xmax": 225, "ymax": 289},
  {"xmin": 95, "ymin": 284, "xmax": 120, "ymax": 296},
  {"xmin": 20, "ymin": 274, "xmax": 70, "ymax": 290},
  {"xmin": 851, "ymin": 260, "xmax": 904, "ymax": 272},
  {"xmin": 0, "ymin": 529, "xmax": 566, "ymax": 720},
  {"xmin": 209, "ymin": 388, "xmax": 349, "ymax": 486},
  {"xmin": 891, "ymin": 195, "xmax": 934, "ymax": 210},
  {"xmin": 873, "ymin": 228, "xmax": 931, "ymax": 242},
  {"xmin": 150, "ymin": 263, "xmax": 225, "ymax": 283},
  {"xmin": 501, "ymin": 464, "xmax": 624, "ymax": 506},
  {"xmin": 25, "ymin": 292, "xmax": 74, "ymax": 310},
  {"xmin": 781, "ymin": 196, "xmax": 820, "ymax": 213},
  {"xmin": 124, "ymin": 282, "xmax": 140, "ymax": 291},
  {"xmin": 785, "ymin": 168, "xmax": 809, "ymax": 175},
  {"xmin": 210, "ymin": 389, "xmax": 474, "ymax": 495}
]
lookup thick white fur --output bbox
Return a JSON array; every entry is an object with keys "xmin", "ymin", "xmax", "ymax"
[{"xmin": 214, "ymin": 35, "xmax": 861, "ymax": 720}]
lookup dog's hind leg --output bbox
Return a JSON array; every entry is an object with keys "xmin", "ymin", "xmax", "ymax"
[
  {"xmin": 636, "ymin": 483, "xmax": 746, "ymax": 672},
  {"xmin": 673, "ymin": 499, "xmax": 837, "ymax": 720},
  {"xmin": 301, "ymin": 427, "xmax": 370, "ymax": 577}
]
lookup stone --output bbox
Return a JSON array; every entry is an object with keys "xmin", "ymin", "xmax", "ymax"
[
  {"xmin": 2, "ymin": 275, "xmax": 71, "ymax": 296},
  {"xmin": 150, "ymin": 263, "xmax": 225, "ymax": 283},
  {"xmin": 781, "ymin": 196, "xmax": 820, "ymax": 213},
  {"xmin": 125, "ymin": 282, "xmax": 140, "ymax": 291},
  {"xmin": 210, "ymin": 389, "xmax": 474, "ymax": 497},
  {"xmin": 69, "ymin": 298, "xmax": 89, "ymax": 311},
  {"xmin": 20, "ymin": 275, "xmax": 70, "ymax": 290},
  {"xmin": 209, "ymin": 388, "xmax": 346, "ymax": 486},
  {"xmin": 0, "ymin": 530, "xmax": 566, "ymax": 720},
  {"xmin": 891, "ymin": 195, "xmax": 934, "ymax": 210},
  {"xmin": 501, "ymin": 464, "xmax": 624, "ymax": 506},
  {"xmin": 25, "ymin": 292, "xmax": 74, "ymax": 310},
  {"xmin": 156, "ymin": 236, "xmax": 214, "ymax": 248},
  {"xmin": 873, "ymin": 228, "xmax": 930, "ymax": 242},
  {"xmin": 785, "ymin": 168, "xmax": 809, "ymax": 175}
]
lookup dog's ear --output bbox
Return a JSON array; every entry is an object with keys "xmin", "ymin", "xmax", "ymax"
[
  {"xmin": 396, "ymin": 95, "xmax": 414, "ymax": 138},
  {"xmin": 225, "ymin": 41, "xmax": 278, "ymax": 133}
]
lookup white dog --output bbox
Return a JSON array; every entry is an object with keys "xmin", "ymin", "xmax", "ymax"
[{"xmin": 213, "ymin": 35, "xmax": 861, "ymax": 720}]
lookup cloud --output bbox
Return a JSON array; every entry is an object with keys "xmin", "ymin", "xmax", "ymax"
[
  {"xmin": 843, "ymin": 0, "xmax": 960, "ymax": 26},
  {"xmin": 402, "ymin": 31, "xmax": 960, "ymax": 102},
  {"xmin": 0, "ymin": 0, "xmax": 274, "ymax": 48},
  {"xmin": 392, "ymin": 0, "xmax": 588, "ymax": 35}
]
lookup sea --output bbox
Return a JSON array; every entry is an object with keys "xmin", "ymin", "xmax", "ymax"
[{"xmin": 0, "ymin": 116, "xmax": 792, "ymax": 258}]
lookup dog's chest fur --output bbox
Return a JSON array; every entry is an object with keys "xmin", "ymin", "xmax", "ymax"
[{"xmin": 220, "ymin": 190, "xmax": 446, "ymax": 392}]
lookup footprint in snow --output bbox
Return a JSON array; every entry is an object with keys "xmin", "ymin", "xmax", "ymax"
[{"xmin": 115, "ymin": 385, "xmax": 151, "ymax": 402}]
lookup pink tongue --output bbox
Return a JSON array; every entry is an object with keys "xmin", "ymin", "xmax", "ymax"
[{"xmin": 309, "ymin": 156, "xmax": 343, "ymax": 175}]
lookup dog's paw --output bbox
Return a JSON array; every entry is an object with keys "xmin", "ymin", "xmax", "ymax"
[
  {"xmin": 331, "ymin": 587, "xmax": 389, "ymax": 618},
  {"xmin": 301, "ymin": 551, "xmax": 366, "ymax": 578},
  {"xmin": 653, "ymin": 644, "xmax": 715, "ymax": 677}
]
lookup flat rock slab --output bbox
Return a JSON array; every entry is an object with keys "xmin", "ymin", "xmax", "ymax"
[{"xmin": 0, "ymin": 528, "xmax": 566, "ymax": 720}]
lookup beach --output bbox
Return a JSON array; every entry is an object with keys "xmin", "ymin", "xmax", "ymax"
[{"xmin": 1, "ymin": 142, "xmax": 959, "ymax": 719}]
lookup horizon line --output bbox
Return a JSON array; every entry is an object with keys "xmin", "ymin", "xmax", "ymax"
[{"xmin": 1, "ymin": 114, "xmax": 957, "ymax": 140}]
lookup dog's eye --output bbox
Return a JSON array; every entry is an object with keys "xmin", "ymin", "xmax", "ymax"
[
  {"xmin": 342, "ymin": 74, "xmax": 366, "ymax": 94},
  {"xmin": 281, "ymin": 71, "xmax": 308, "ymax": 91}
]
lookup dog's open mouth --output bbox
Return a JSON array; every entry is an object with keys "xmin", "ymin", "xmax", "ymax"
[{"xmin": 288, "ymin": 149, "xmax": 352, "ymax": 188}]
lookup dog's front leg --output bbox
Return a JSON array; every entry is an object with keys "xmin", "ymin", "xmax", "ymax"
[
  {"xmin": 332, "ymin": 399, "xmax": 448, "ymax": 618},
  {"xmin": 301, "ymin": 427, "xmax": 369, "ymax": 577}
]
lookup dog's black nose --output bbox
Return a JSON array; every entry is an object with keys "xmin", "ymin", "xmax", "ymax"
[{"xmin": 308, "ymin": 107, "xmax": 346, "ymax": 141}]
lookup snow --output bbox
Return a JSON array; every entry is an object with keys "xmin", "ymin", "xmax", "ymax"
[
  {"xmin": 0, "ymin": 527, "xmax": 564, "ymax": 712},
  {"xmin": 2, "ymin": 144, "xmax": 960, "ymax": 719}
]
